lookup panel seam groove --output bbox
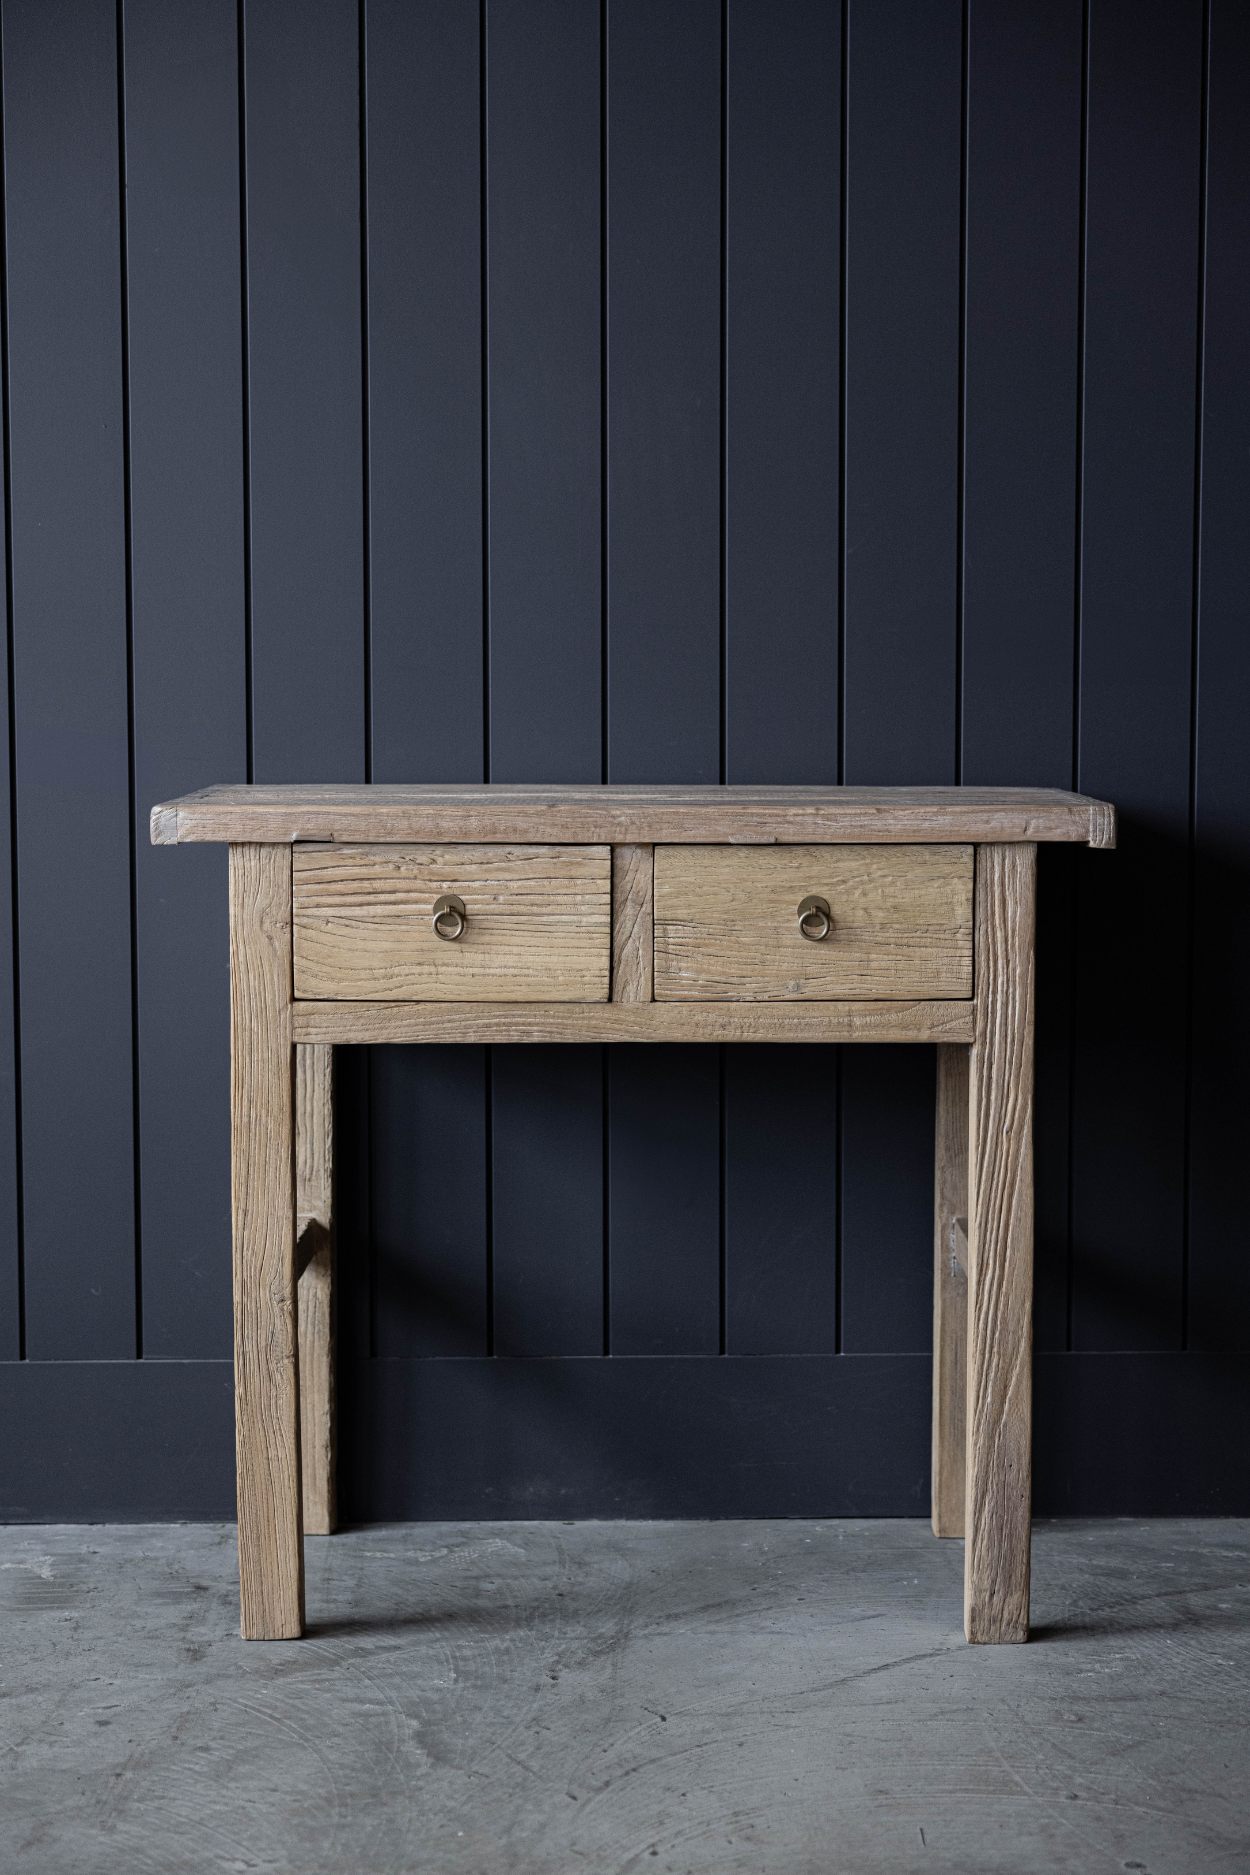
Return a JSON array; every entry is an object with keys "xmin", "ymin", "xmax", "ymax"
[
  {"xmin": 479, "ymin": 0, "xmax": 490, "ymax": 782},
  {"xmin": 837, "ymin": 0, "xmax": 848, "ymax": 786},
  {"xmin": 1181, "ymin": 0, "xmax": 1212, "ymax": 1353},
  {"xmin": 1066, "ymin": 0, "xmax": 1092, "ymax": 1353},
  {"xmin": 116, "ymin": 0, "xmax": 143, "ymax": 1358},
  {"xmin": 599, "ymin": 0, "xmax": 608, "ymax": 785},
  {"xmin": 717, "ymin": 0, "xmax": 728, "ymax": 787},
  {"xmin": 0, "ymin": 16, "xmax": 26, "ymax": 1358},
  {"xmin": 237, "ymin": 0, "xmax": 254, "ymax": 783},
  {"xmin": 953, "ymin": 0, "xmax": 969, "ymax": 786},
  {"xmin": 359, "ymin": 0, "xmax": 372, "ymax": 783}
]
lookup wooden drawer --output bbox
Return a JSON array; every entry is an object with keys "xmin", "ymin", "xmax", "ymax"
[
  {"xmin": 653, "ymin": 844, "xmax": 974, "ymax": 1001},
  {"xmin": 292, "ymin": 844, "xmax": 611, "ymax": 1001}
]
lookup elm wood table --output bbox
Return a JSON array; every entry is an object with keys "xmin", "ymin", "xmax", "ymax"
[{"xmin": 152, "ymin": 783, "xmax": 1116, "ymax": 1645}]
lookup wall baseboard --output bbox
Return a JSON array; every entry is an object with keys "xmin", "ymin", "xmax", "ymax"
[{"xmin": 3, "ymin": 1350, "xmax": 1246, "ymax": 1523}]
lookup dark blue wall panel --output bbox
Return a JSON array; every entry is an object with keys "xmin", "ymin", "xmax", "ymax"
[
  {"xmin": 609, "ymin": 1045, "xmax": 720, "ymax": 1357},
  {"xmin": 606, "ymin": 0, "xmax": 720, "ymax": 785},
  {"xmin": 842, "ymin": 0, "xmax": 962, "ymax": 788},
  {"xmin": 1072, "ymin": 0, "xmax": 1203, "ymax": 1351},
  {"xmin": 365, "ymin": 0, "xmax": 483, "ymax": 786},
  {"xmin": 1187, "ymin": 0, "xmax": 1250, "ymax": 1352},
  {"xmin": 726, "ymin": 1047, "xmax": 836, "ymax": 1356},
  {"xmin": 4, "ymin": 0, "xmax": 136, "ymax": 1359},
  {"xmin": 244, "ymin": 0, "xmax": 365, "ymax": 784},
  {"xmin": 371, "ymin": 1045, "xmax": 487, "ymax": 1358},
  {"xmin": 124, "ymin": 0, "xmax": 245, "ymax": 1359},
  {"xmin": 840, "ymin": 1047, "xmax": 934, "ymax": 1355},
  {"xmin": 725, "ymin": 0, "xmax": 839, "ymax": 785},
  {"xmin": 1, "ymin": 0, "xmax": 1246, "ymax": 1518},
  {"xmin": 485, "ymin": 0, "xmax": 600, "ymax": 786},
  {"xmin": 491, "ymin": 1047, "xmax": 603, "ymax": 1358}
]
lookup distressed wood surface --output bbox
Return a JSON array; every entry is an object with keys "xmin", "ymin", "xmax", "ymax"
[
  {"xmin": 611, "ymin": 844, "xmax": 653, "ymax": 1002},
  {"xmin": 965, "ymin": 843, "xmax": 1036, "ymax": 1643},
  {"xmin": 932, "ymin": 1044, "xmax": 969, "ymax": 1537},
  {"xmin": 654, "ymin": 844, "xmax": 973, "ymax": 1001},
  {"xmin": 293, "ymin": 998, "xmax": 976, "ymax": 1048},
  {"xmin": 229, "ymin": 843, "xmax": 303, "ymax": 1640},
  {"xmin": 296, "ymin": 1042, "xmax": 335, "ymax": 1537},
  {"xmin": 151, "ymin": 783, "xmax": 1117, "ymax": 849},
  {"xmin": 292, "ymin": 843, "xmax": 611, "ymax": 1002}
]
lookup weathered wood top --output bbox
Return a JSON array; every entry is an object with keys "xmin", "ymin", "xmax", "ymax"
[{"xmin": 151, "ymin": 784, "xmax": 1115, "ymax": 849}]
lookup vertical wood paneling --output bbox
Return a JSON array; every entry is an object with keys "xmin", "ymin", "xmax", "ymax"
[
  {"xmin": 365, "ymin": 0, "xmax": 482, "ymax": 784},
  {"xmin": 959, "ymin": 0, "xmax": 1083, "ymax": 1352},
  {"xmin": 4, "ymin": 0, "xmax": 136, "ymax": 1358},
  {"xmin": 244, "ymin": 0, "xmax": 364, "ymax": 783},
  {"xmin": 372, "ymin": 1046, "xmax": 487, "ymax": 1358},
  {"xmin": 724, "ymin": 0, "xmax": 838, "ymax": 784},
  {"xmin": 842, "ymin": 0, "xmax": 962, "ymax": 787},
  {"xmin": 609, "ymin": 1046, "xmax": 719, "ymax": 1356},
  {"xmin": 485, "ymin": 0, "xmax": 600, "ymax": 785},
  {"xmin": 1187, "ymin": 0, "xmax": 1250, "ymax": 1350},
  {"xmin": 725, "ymin": 1048, "xmax": 836, "ymax": 1355},
  {"xmin": 1071, "ymin": 0, "xmax": 1203, "ymax": 1350},
  {"xmin": 606, "ymin": 0, "xmax": 720, "ymax": 784},
  {"xmin": 124, "ymin": 0, "xmax": 245, "ymax": 1359},
  {"xmin": 0, "ymin": 2, "xmax": 1245, "ymax": 1519}
]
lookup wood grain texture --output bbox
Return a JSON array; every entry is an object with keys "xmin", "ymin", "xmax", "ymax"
[
  {"xmin": 150, "ymin": 784, "xmax": 1117, "ymax": 848},
  {"xmin": 654, "ymin": 844, "xmax": 973, "ymax": 1001},
  {"xmin": 229, "ymin": 844, "xmax": 303, "ymax": 1640},
  {"xmin": 296, "ymin": 1042, "xmax": 335, "ymax": 1536},
  {"xmin": 965, "ymin": 843, "xmax": 1036, "ymax": 1643},
  {"xmin": 292, "ymin": 844, "xmax": 611, "ymax": 1002},
  {"xmin": 611, "ymin": 844, "xmax": 653, "ymax": 1002},
  {"xmin": 932, "ymin": 1044, "xmax": 969, "ymax": 1538},
  {"xmin": 293, "ymin": 999, "xmax": 975, "ymax": 1047}
]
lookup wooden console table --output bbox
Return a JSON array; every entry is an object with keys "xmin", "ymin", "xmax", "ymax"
[{"xmin": 152, "ymin": 784, "xmax": 1115, "ymax": 1645}]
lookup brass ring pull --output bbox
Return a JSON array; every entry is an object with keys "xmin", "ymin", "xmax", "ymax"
[
  {"xmin": 432, "ymin": 893, "xmax": 467, "ymax": 941},
  {"xmin": 797, "ymin": 894, "xmax": 832, "ymax": 942}
]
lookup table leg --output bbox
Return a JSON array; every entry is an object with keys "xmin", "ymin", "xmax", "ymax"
[
  {"xmin": 932, "ymin": 1044, "xmax": 969, "ymax": 1537},
  {"xmin": 230, "ymin": 843, "xmax": 304, "ymax": 1640},
  {"xmin": 965, "ymin": 842, "xmax": 1035, "ymax": 1644},
  {"xmin": 296, "ymin": 1042, "xmax": 336, "ymax": 1536}
]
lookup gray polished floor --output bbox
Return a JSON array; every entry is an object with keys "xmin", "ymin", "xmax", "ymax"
[{"xmin": 2, "ymin": 1517, "xmax": 1246, "ymax": 1873}]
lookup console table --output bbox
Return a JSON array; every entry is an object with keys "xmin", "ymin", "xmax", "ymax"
[{"xmin": 151, "ymin": 784, "xmax": 1115, "ymax": 1645}]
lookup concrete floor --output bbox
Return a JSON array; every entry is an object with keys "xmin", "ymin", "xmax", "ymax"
[{"xmin": 1, "ymin": 1519, "xmax": 1247, "ymax": 1873}]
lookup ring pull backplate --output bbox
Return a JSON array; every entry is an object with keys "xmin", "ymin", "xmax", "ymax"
[{"xmin": 432, "ymin": 893, "xmax": 467, "ymax": 941}]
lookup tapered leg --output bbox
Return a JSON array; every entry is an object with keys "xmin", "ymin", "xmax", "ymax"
[
  {"xmin": 230, "ymin": 843, "xmax": 304, "ymax": 1640},
  {"xmin": 296, "ymin": 1043, "xmax": 336, "ymax": 1535},
  {"xmin": 932, "ymin": 1044, "xmax": 969, "ymax": 1537},
  {"xmin": 965, "ymin": 843, "xmax": 1035, "ymax": 1644}
]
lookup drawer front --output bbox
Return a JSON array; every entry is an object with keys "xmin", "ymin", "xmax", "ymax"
[
  {"xmin": 653, "ymin": 844, "xmax": 973, "ymax": 1001},
  {"xmin": 293, "ymin": 844, "xmax": 611, "ymax": 1002}
]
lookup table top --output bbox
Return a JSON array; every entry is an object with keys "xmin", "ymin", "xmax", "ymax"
[{"xmin": 151, "ymin": 783, "xmax": 1115, "ymax": 850}]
